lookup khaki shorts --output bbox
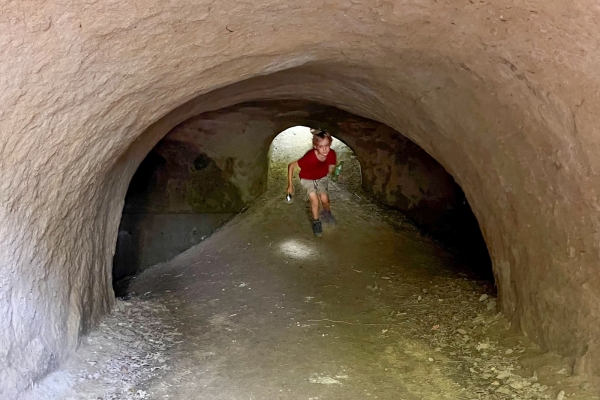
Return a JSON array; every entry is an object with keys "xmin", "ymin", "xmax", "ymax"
[{"xmin": 300, "ymin": 177, "xmax": 329, "ymax": 195}]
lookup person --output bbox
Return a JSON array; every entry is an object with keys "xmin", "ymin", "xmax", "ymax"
[{"xmin": 287, "ymin": 129, "xmax": 338, "ymax": 237}]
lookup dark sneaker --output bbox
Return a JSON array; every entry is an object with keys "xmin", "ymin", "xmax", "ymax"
[
  {"xmin": 312, "ymin": 219, "xmax": 323, "ymax": 237},
  {"xmin": 320, "ymin": 210, "xmax": 336, "ymax": 224}
]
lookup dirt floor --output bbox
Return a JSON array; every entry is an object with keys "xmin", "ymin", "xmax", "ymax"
[{"xmin": 21, "ymin": 128, "xmax": 600, "ymax": 399}]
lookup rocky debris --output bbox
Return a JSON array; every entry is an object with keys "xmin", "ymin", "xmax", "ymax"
[
  {"xmin": 380, "ymin": 273, "xmax": 558, "ymax": 399},
  {"xmin": 71, "ymin": 298, "xmax": 180, "ymax": 399},
  {"xmin": 338, "ymin": 192, "xmax": 600, "ymax": 400},
  {"xmin": 25, "ymin": 182, "xmax": 600, "ymax": 399}
]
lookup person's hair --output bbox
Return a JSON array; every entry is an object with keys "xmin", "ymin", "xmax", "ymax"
[{"xmin": 311, "ymin": 129, "xmax": 332, "ymax": 147}]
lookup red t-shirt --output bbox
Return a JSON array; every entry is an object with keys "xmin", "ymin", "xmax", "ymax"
[{"xmin": 298, "ymin": 149, "xmax": 337, "ymax": 180}]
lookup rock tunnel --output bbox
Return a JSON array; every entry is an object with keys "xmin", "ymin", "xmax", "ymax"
[
  {"xmin": 112, "ymin": 101, "xmax": 489, "ymax": 285},
  {"xmin": 1, "ymin": 0, "xmax": 600, "ymax": 397}
]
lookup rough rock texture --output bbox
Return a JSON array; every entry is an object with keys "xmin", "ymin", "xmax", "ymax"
[{"xmin": 1, "ymin": 0, "xmax": 600, "ymax": 397}]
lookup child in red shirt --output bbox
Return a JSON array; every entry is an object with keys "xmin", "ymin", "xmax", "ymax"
[{"xmin": 287, "ymin": 130, "xmax": 337, "ymax": 237}]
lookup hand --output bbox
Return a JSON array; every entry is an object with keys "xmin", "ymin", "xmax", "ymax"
[{"xmin": 286, "ymin": 185, "xmax": 294, "ymax": 195}]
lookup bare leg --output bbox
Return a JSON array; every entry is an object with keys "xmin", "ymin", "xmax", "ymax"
[
  {"xmin": 319, "ymin": 193, "xmax": 331, "ymax": 211},
  {"xmin": 308, "ymin": 192, "xmax": 320, "ymax": 220}
]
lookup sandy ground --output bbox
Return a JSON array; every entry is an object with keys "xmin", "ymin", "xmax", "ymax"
[{"xmin": 20, "ymin": 128, "xmax": 599, "ymax": 399}]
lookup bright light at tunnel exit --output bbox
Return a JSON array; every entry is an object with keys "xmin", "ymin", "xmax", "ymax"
[{"xmin": 271, "ymin": 126, "xmax": 315, "ymax": 155}]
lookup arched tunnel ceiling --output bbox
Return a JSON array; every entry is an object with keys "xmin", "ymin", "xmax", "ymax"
[
  {"xmin": 114, "ymin": 63, "xmax": 600, "ymax": 367},
  {"xmin": 1, "ymin": 0, "xmax": 600, "ymax": 396}
]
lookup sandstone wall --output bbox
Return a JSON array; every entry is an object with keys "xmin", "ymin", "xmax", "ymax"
[{"xmin": 2, "ymin": 0, "xmax": 600, "ymax": 397}]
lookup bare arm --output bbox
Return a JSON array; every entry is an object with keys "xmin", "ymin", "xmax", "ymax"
[
  {"xmin": 287, "ymin": 161, "xmax": 298, "ymax": 194},
  {"xmin": 328, "ymin": 164, "xmax": 336, "ymax": 175}
]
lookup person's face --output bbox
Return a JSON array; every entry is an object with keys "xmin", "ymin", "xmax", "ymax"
[{"xmin": 315, "ymin": 137, "xmax": 331, "ymax": 157}]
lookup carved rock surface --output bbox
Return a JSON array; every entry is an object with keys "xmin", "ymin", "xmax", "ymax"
[{"xmin": 1, "ymin": 0, "xmax": 600, "ymax": 397}]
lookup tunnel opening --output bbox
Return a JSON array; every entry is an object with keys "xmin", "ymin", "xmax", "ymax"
[
  {"xmin": 112, "ymin": 102, "xmax": 494, "ymax": 300},
  {"xmin": 111, "ymin": 133, "xmax": 243, "ymax": 297},
  {"xmin": 267, "ymin": 125, "xmax": 362, "ymax": 192},
  {"xmin": 99, "ymin": 105, "xmax": 513, "ymax": 399}
]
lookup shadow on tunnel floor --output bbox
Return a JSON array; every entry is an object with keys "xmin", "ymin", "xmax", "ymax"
[{"xmin": 349, "ymin": 188, "xmax": 496, "ymax": 291}]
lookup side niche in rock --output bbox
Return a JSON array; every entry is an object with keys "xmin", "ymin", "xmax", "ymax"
[{"xmin": 113, "ymin": 138, "xmax": 245, "ymax": 284}]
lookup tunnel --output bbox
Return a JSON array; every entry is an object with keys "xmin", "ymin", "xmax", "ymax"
[
  {"xmin": 112, "ymin": 103, "xmax": 492, "ymax": 294},
  {"xmin": 1, "ymin": 1, "xmax": 600, "ymax": 398}
]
